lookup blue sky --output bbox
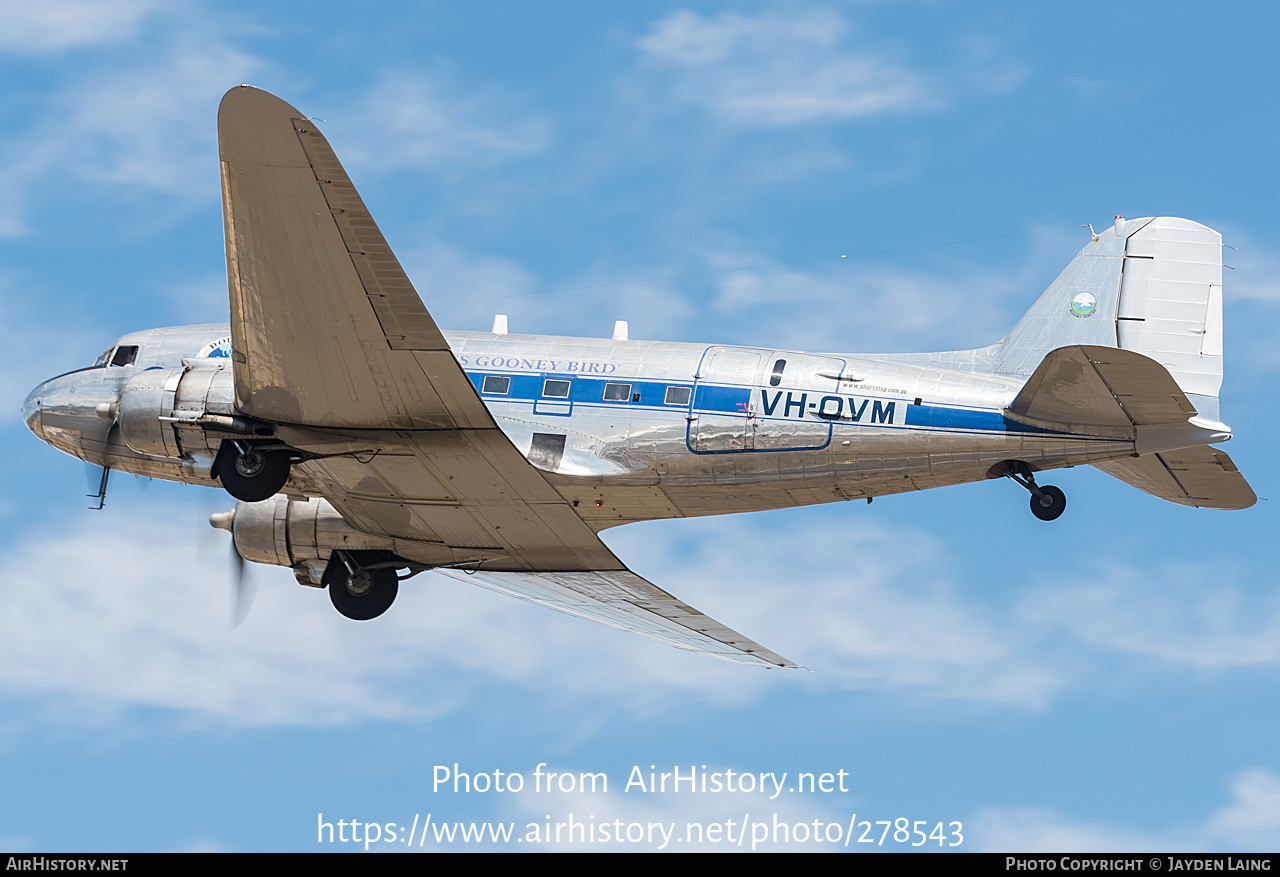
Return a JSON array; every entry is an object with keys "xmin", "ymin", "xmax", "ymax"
[{"xmin": 2, "ymin": 0, "xmax": 1279, "ymax": 852}]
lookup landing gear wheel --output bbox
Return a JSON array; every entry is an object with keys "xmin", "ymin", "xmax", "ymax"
[
  {"xmin": 215, "ymin": 444, "xmax": 290, "ymax": 502},
  {"xmin": 325, "ymin": 561, "xmax": 398, "ymax": 621},
  {"xmin": 1029, "ymin": 485, "xmax": 1066, "ymax": 521}
]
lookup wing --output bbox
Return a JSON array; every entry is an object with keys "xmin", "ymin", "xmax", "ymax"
[
  {"xmin": 217, "ymin": 86, "xmax": 796, "ymax": 668},
  {"xmin": 218, "ymin": 86, "xmax": 483, "ymax": 430},
  {"xmin": 438, "ymin": 569, "xmax": 798, "ymax": 668}
]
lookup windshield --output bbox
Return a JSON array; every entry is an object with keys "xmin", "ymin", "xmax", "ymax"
[{"xmin": 92, "ymin": 345, "xmax": 139, "ymax": 368}]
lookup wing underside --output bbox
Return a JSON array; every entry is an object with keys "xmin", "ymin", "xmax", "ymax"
[{"xmin": 439, "ymin": 568, "xmax": 798, "ymax": 668}]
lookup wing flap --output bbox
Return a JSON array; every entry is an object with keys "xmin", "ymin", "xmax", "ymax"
[
  {"xmin": 438, "ymin": 568, "xmax": 797, "ymax": 668},
  {"xmin": 294, "ymin": 120, "xmax": 448, "ymax": 351},
  {"xmin": 1093, "ymin": 445, "xmax": 1256, "ymax": 510}
]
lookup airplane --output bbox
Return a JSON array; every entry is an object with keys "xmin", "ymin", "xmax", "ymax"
[{"xmin": 21, "ymin": 86, "xmax": 1255, "ymax": 670}]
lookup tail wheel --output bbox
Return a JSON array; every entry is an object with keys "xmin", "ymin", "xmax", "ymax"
[
  {"xmin": 215, "ymin": 443, "xmax": 290, "ymax": 502},
  {"xmin": 1030, "ymin": 485, "xmax": 1066, "ymax": 521}
]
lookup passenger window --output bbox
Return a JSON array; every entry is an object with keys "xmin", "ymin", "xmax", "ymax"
[
  {"xmin": 769, "ymin": 359, "xmax": 786, "ymax": 387},
  {"xmin": 481, "ymin": 375, "xmax": 511, "ymax": 395},
  {"xmin": 110, "ymin": 346, "xmax": 139, "ymax": 367},
  {"xmin": 542, "ymin": 379, "xmax": 571, "ymax": 398},
  {"xmin": 603, "ymin": 382, "xmax": 632, "ymax": 402},
  {"xmin": 664, "ymin": 386, "xmax": 692, "ymax": 406}
]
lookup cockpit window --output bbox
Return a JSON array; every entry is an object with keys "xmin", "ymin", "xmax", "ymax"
[
  {"xmin": 109, "ymin": 346, "xmax": 138, "ymax": 367},
  {"xmin": 92, "ymin": 349, "xmax": 113, "ymax": 368}
]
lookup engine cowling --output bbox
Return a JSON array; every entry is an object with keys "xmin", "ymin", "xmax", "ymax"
[
  {"xmin": 217, "ymin": 495, "xmax": 399, "ymax": 584},
  {"xmin": 118, "ymin": 364, "xmax": 236, "ymax": 460},
  {"xmin": 117, "ymin": 368, "xmax": 182, "ymax": 458}
]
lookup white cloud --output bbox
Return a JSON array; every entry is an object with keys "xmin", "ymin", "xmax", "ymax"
[
  {"xmin": 681, "ymin": 227, "xmax": 1085, "ymax": 353},
  {"xmin": 0, "ymin": 274, "xmax": 115, "ymax": 423},
  {"xmin": 327, "ymin": 72, "xmax": 551, "ymax": 175},
  {"xmin": 0, "ymin": 32, "xmax": 262, "ymax": 236},
  {"xmin": 1219, "ymin": 236, "xmax": 1280, "ymax": 303},
  {"xmin": 67, "ymin": 39, "xmax": 260, "ymax": 192},
  {"xmin": 0, "ymin": 502, "xmax": 776, "ymax": 725},
  {"xmin": 970, "ymin": 806, "xmax": 1172, "ymax": 853},
  {"xmin": 972, "ymin": 769, "xmax": 1280, "ymax": 852},
  {"xmin": 618, "ymin": 515, "xmax": 1066, "ymax": 706},
  {"xmin": 4, "ymin": 472, "xmax": 1279, "ymax": 726},
  {"xmin": 0, "ymin": 0, "xmax": 156, "ymax": 53},
  {"xmin": 0, "ymin": 510, "xmax": 431, "ymax": 724},
  {"xmin": 399, "ymin": 239, "xmax": 700, "ymax": 343},
  {"xmin": 1205, "ymin": 769, "xmax": 1280, "ymax": 848},
  {"xmin": 635, "ymin": 10, "xmax": 937, "ymax": 127},
  {"xmin": 708, "ymin": 260, "xmax": 1015, "ymax": 353},
  {"xmin": 401, "ymin": 225, "xmax": 1087, "ymax": 356},
  {"xmin": 0, "ymin": 50, "xmax": 548, "ymax": 237},
  {"xmin": 1019, "ymin": 565, "xmax": 1280, "ymax": 669}
]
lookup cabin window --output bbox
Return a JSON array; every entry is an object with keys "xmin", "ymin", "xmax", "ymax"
[
  {"xmin": 110, "ymin": 346, "xmax": 138, "ymax": 367},
  {"xmin": 542, "ymin": 379, "xmax": 571, "ymax": 398},
  {"xmin": 769, "ymin": 359, "xmax": 786, "ymax": 387},
  {"xmin": 603, "ymin": 382, "xmax": 632, "ymax": 402},
  {"xmin": 481, "ymin": 375, "xmax": 511, "ymax": 395},
  {"xmin": 664, "ymin": 385, "xmax": 691, "ymax": 406}
]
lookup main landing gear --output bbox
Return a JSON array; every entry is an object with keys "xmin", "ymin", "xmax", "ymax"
[
  {"xmin": 214, "ymin": 440, "xmax": 292, "ymax": 502},
  {"xmin": 1002, "ymin": 461, "xmax": 1067, "ymax": 521},
  {"xmin": 323, "ymin": 550, "xmax": 400, "ymax": 621}
]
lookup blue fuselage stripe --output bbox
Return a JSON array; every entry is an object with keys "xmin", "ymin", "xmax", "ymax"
[{"xmin": 465, "ymin": 370, "xmax": 1053, "ymax": 435}]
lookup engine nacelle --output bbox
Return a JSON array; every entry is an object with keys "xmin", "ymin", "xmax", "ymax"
[
  {"xmin": 117, "ymin": 363, "xmax": 236, "ymax": 463},
  {"xmin": 223, "ymin": 495, "xmax": 399, "ymax": 583},
  {"xmin": 117, "ymin": 368, "xmax": 183, "ymax": 458}
]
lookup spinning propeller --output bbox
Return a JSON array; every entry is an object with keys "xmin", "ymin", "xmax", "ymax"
[{"xmin": 209, "ymin": 508, "xmax": 257, "ymax": 627}]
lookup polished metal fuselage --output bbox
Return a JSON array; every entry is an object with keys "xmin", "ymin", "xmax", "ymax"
[{"xmin": 23, "ymin": 322, "xmax": 1135, "ymax": 533}]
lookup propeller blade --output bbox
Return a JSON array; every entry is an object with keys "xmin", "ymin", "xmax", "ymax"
[
  {"xmin": 230, "ymin": 538, "xmax": 257, "ymax": 627},
  {"xmin": 210, "ymin": 508, "xmax": 256, "ymax": 627}
]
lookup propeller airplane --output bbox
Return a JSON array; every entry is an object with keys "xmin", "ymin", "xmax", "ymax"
[{"xmin": 22, "ymin": 87, "xmax": 1255, "ymax": 668}]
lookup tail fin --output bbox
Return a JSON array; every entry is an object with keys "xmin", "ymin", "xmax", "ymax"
[
  {"xmin": 999, "ymin": 217, "xmax": 1251, "ymax": 509},
  {"xmin": 998, "ymin": 216, "xmax": 1224, "ymax": 418}
]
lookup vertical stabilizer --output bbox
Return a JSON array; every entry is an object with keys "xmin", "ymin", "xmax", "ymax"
[
  {"xmin": 996, "ymin": 218, "xmax": 1145, "ymax": 377},
  {"xmin": 997, "ymin": 217, "xmax": 1225, "ymax": 417}
]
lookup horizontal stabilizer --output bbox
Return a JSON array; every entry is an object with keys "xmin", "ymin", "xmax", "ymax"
[
  {"xmin": 438, "ymin": 568, "xmax": 797, "ymax": 668},
  {"xmin": 1006, "ymin": 345, "xmax": 1197, "ymax": 437},
  {"xmin": 1093, "ymin": 445, "xmax": 1256, "ymax": 510}
]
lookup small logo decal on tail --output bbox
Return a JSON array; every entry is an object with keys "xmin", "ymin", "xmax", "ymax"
[{"xmin": 1070, "ymin": 292, "xmax": 1097, "ymax": 318}]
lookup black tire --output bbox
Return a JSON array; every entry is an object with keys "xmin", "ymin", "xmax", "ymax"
[
  {"xmin": 1029, "ymin": 485, "xmax": 1066, "ymax": 521},
  {"xmin": 215, "ymin": 444, "xmax": 290, "ymax": 502},
  {"xmin": 325, "ymin": 562, "xmax": 398, "ymax": 621}
]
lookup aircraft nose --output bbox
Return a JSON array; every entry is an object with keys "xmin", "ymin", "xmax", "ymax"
[{"xmin": 21, "ymin": 383, "xmax": 45, "ymax": 440}]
